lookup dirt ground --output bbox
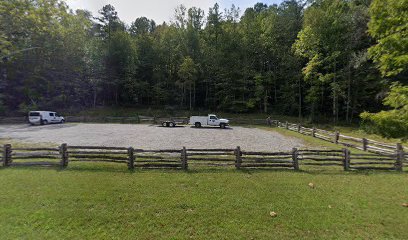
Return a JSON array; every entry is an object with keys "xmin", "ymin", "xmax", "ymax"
[{"xmin": 0, "ymin": 123, "xmax": 304, "ymax": 151}]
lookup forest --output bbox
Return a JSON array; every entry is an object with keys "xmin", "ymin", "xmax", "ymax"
[{"xmin": 0, "ymin": 0, "xmax": 407, "ymax": 135}]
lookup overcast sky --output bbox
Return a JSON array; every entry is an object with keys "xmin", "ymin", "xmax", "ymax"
[{"xmin": 65, "ymin": 0, "xmax": 283, "ymax": 24}]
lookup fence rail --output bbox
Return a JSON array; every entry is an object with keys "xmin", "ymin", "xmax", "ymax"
[
  {"xmin": 272, "ymin": 120, "xmax": 405, "ymax": 157},
  {"xmin": 1, "ymin": 143, "xmax": 405, "ymax": 172}
]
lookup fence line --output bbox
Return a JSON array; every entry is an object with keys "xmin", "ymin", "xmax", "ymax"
[
  {"xmin": 271, "ymin": 120, "xmax": 405, "ymax": 157},
  {"xmin": 1, "ymin": 143, "xmax": 405, "ymax": 172}
]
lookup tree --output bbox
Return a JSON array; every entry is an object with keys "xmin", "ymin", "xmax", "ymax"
[
  {"xmin": 361, "ymin": 83, "xmax": 408, "ymax": 138},
  {"xmin": 293, "ymin": 0, "xmax": 375, "ymax": 123},
  {"xmin": 178, "ymin": 56, "xmax": 197, "ymax": 110},
  {"xmin": 1, "ymin": 0, "xmax": 403, "ymax": 134},
  {"xmin": 368, "ymin": 0, "xmax": 408, "ymax": 77},
  {"xmin": 130, "ymin": 17, "xmax": 156, "ymax": 36}
]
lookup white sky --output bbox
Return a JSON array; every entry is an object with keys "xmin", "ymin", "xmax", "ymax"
[{"xmin": 65, "ymin": 0, "xmax": 283, "ymax": 24}]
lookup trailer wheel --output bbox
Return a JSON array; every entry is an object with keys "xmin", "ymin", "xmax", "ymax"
[
  {"xmin": 162, "ymin": 122, "xmax": 167, "ymax": 127},
  {"xmin": 195, "ymin": 122, "xmax": 201, "ymax": 128},
  {"xmin": 169, "ymin": 122, "xmax": 175, "ymax": 127}
]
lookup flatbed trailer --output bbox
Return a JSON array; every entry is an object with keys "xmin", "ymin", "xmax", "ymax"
[{"xmin": 158, "ymin": 117, "xmax": 188, "ymax": 127}]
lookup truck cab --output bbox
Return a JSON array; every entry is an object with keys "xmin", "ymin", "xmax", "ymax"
[{"xmin": 189, "ymin": 114, "xmax": 230, "ymax": 129}]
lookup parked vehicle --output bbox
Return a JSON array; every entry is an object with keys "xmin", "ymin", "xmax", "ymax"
[
  {"xmin": 28, "ymin": 111, "xmax": 65, "ymax": 125},
  {"xmin": 161, "ymin": 119, "xmax": 176, "ymax": 128},
  {"xmin": 158, "ymin": 117, "xmax": 189, "ymax": 127},
  {"xmin": 189, "ymin": 114, "xmax": 230, "ymax": 129}
]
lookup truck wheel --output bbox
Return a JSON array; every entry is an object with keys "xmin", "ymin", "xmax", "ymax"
[
  {"xmin": 195, "ymin": 122, "xmax": 201, "ymax": 128},
  {"xmin": 61, "ymin": 119, "xmax": 65, "ymax": 124},
  {"xmin": 169, "ymin": 122, "xmax": 175, "ymax": 127},
  {"xmin": 220, "ymin": 123, "xmax": 226, "ymax": 129}
]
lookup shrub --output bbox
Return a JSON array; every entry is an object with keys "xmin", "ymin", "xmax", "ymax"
[{"xmin": 360, "ymin": 82, "xmax": 408, "ymax": 138}]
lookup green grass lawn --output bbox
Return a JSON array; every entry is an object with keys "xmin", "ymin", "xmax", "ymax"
[
  {"xmin": 1, "ymin": 164, "xmax": 407, "ymax": 239},
  {"xmin": 0, "ymin": 123, "xmax": 406, "ymax": 239}
]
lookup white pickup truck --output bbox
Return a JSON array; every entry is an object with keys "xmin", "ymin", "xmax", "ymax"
[{"xmin": 189, "ymin": 114, "xmax": 230, "ymax": 129}]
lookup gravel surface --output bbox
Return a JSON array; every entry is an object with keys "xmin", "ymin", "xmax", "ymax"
[{"xmin": 0, "ymin": 123, "xmax": 304, "ymax": 151}]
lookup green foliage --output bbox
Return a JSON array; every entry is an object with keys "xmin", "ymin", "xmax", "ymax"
[
  {"xmin": 368, "ymin": 0, "xmax": 408, "ymax": 77},
  {"xmin": 0, "ymin": 0, "xmax": 405, "ymax": 133},
  {"xmin": 360, "ymin": 83, "xmax": 408, "ymax": 138},
  {"xmin": 18, "ymin": 102, "xmax": 38, "ymax": 115}
]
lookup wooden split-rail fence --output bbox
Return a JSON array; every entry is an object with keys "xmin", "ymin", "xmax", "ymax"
[
  {"xmin": 271, "ymin": 120, "xmax": 406, "ymax": 157},
  {"xmin": 1, "ymin": 144, "xmax": 406, "ymax": 172}
]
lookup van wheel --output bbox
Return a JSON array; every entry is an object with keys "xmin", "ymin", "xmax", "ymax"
[
  {"xmin": 169, "ymin": 122, "xmax": 175, "ymax": 127},
  {"xmin": 42, "ymin": 120, "xmax": 48, "ymax": 125},
  {"xmin": 61, "ymin": 120, "xmax": 65, "ymax": 124},
  {"xmin": 195, "ymin": 122, "xmax": 201, "ymax": 128},
  {"xmin": 220, "ymin": 123, "xmax": 226, "ymax": 129}
]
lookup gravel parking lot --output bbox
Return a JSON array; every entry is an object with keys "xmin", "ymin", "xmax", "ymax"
[{"xmin": 0, "ymin": 123, "xmax": 304, "ymax": 151}]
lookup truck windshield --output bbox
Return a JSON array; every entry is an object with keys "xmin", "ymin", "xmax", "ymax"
[
  {"xmin": 29, "ymin": 112, "xmax": 40, "ymax": 117},
  {"xmin": 210, "ymin": 116, "xmax": 218, "ymax": 120}
]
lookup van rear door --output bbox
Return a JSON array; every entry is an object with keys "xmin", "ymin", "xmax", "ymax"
[{"xmin": 29, "ymin": 112, "xmax": 41, "ymax": 124}]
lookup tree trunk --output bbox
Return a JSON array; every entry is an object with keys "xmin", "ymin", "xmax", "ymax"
[
  {"xmin": 115, "ymin": 86, "xmax": 118, "ymax": 105},
  {"xmin": 346, "ymin": 64, "xmax": 351, "ymax": 123},
  {"xmin": 189, "ymin": 82, "xmax": 192, "ymax": 111},
  {"xmin": 333, "ymin": 62, "xmax": 337, "ymax": 124},
  {"xmin": 193, "ymin": 80, "xmax": 196, "ymax": 109},
  {"xmin": 264, "ymin": 89, "xmax": 268, "ymax": 113},
  {"xmin": 93, "ymin": 86, "xmax": 97, "ymax": 108},
  {"xmin": 298, "ymin": 77, "xmax": 302, "ymax": 120}
]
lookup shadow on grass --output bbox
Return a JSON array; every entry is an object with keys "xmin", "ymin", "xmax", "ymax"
[
  {"xmin": 1, "ymin": 164, "xmax": 406, "ymax": 176},
  {"xmin": 0, "ymin": 165, "xmax": 64, "ymax": 171}
]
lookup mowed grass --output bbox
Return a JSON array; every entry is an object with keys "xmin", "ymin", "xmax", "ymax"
[{"xmin": 0, "ymin": 164, "xmax": 407, "ymax": 239}]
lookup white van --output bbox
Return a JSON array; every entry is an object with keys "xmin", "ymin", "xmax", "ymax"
[{"xmin": 28, "ymin": 111, "xmax": 65, "ymax": 125}]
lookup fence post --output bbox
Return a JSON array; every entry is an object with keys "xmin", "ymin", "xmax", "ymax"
[
  {"xmin": 276, "ymin": 121, "xmax": 279, "ymax": 128},
  {"xmin": 312, "ymin": 127, "xmax": 316, "ymax": 137},
  {"xmin": 3, "ymin": 144, "xmax": 12, "ymax": 167},
  {"xmin": 297, "ymin": 124, "xmax": 301, "ymax": 133},
  {"xmin": 343, "ymin": 148, "xmax": 350, "ymax": 171},
  {"xmin": 285, "ymin": 121, "xmax": 289, "ymax": 130},
  {"xmin": 396, "ymin": 143, "xmax": 404, "ymax": 172},
  {"xmin": 267, "ymin": 117, "xmax": 272, "ymax": 127},
  {"xmin": 235, "ymin": 146, "xmax": 242, "ymax": 169},
  {"xmin": 60, "ymin": 143, "xmax": 68, "ymax": 168},
  {"xmin": 2, "ymin": 145, "xmax": 6, "ymax": 167},
  {"xmin": 2, "ymin": 144, "xmax": 8, "ymax": 167},
  {"xmin": 128, "ymin": 147, "xmax": 135, "ymax": 170},
  {"xmin": 292, "ymin": 148, "xmax": 299, "ymax": 171},
  {"xmin": 334, "ymin": 131, "xmax": 340, "ymax": 144},
  {"xmin": 181, "ymin": 147, "xmax": 188, "ymax": 170},
  {"xmin": 362, "ymin": 138, "xmax": 368, "ymax": 151}
]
